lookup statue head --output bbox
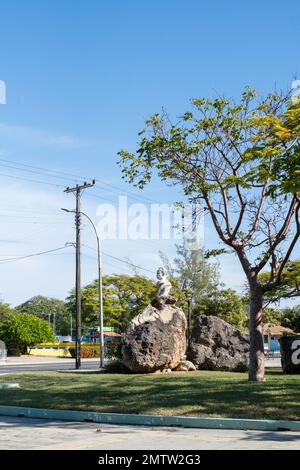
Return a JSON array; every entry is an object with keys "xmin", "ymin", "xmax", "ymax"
[{"xmin": 156, "ymin": 267, "xmax": 167, "ymax": 281}]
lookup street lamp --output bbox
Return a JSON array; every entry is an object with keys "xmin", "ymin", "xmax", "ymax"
[
  {"xmin": 185, "ymin": 289, "xmax": 193, "ymax": 348},
  {"xmin": 62, "ymin": 208, "xmax": 104, "ymax": 368},
  {"xmin": 70, "ymin": 313, "xmax": 73, "ymax": 339}
]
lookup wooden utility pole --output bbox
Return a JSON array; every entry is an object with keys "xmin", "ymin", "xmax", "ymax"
[{"xmin": 64, "ymin": 181, "xmax": 95, "ymax": 369}]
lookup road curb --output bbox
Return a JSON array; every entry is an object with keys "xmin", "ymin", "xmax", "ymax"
[
  {"xmin": 0, "ymin": 384, "xmax": 20, "ymax": 390},
  {"xmin": 0, "ymin": 405, "xmax": 300, "ymax": 431}
]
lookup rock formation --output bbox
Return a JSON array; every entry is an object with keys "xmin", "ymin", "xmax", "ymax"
[
  {"xmin": 188, "ymin": 315, "xmax": 249, "ymax": 372},
  {"xmin": 122, "ymin": 299, "xmax": 187, "ymax": 373}
]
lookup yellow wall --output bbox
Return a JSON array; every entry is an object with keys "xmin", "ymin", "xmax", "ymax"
[{"xmin": 30, "ymin": 348, "xmax": 72, "ymax": 357}]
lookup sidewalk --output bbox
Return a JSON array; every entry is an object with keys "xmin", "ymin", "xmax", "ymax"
[{"xmin": 1, "ymin": 416, "xmax": 299, "ymax": 450}]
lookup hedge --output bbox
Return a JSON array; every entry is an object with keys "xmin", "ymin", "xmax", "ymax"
[{"xmin": 69, "ymin": 345, "xmax": 100, "ymax": 358}]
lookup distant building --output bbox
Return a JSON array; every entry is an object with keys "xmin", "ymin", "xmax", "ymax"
[
  {"xmin": 263, "ymin": 324, "xmax": 294, "ymax": 352},
  {"xmin": 87, "ymin": 327, "xmax": 122, "ymax": 345},
  {"xmin": 55, "ymin": 335, "xmax": 72, "ymax": 343}
]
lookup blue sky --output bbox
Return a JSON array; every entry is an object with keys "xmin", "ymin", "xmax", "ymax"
[{"xmin": 0, "ymin": 0, "xmax": 299, "ymax": 305}]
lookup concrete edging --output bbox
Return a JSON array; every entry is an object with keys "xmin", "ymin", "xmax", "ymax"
[
  {"xmin": 0, "ymin": 405, "xmax": 299, "ymax": 431},
  {"xmin": 0, "ymin": 384, "xmax": 20, "ymax": 390}
]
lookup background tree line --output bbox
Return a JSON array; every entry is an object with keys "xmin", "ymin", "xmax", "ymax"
[{"xmin": 1, "ymin": 242, "xmax": 300, "ymax": 354}]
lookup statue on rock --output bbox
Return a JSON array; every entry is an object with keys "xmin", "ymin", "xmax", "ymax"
[
  {"xmin": 151, "ymin": 267, "xmax": 177, "ymax": 310},
  {"xmin": 122, "ymin": 266, "xmax": 187, "ymax": 373},
  {"xmin": 156, "ymin": 267, "xmax": 172, "ymax": 296}
]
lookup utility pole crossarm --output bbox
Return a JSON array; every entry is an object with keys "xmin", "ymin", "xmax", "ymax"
[{"xmin": 64, "ymin": 180, "xmax": 96, "ymax": 194}]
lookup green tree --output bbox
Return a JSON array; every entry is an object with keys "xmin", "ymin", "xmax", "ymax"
[
  {"xmin": 17, "ymin": 296, "xmax": 70, "ymax": 336},
  {"xmin": 0, "ymin": 301, "xmax": 15, "ymax": 322},
  {"xmin": 0, "ymin": 313, "xmax": 54, "ymax": 353},
  {"xmin": 159, "ymin": 243, "xmax": 221, "ymax": 320},
  {"xmin": 66, "ymin": 274, "xmax": 157, "ymax": 332},
  {"xmin": 281, "ymin": 305, "xmax": 300, "ymax": 333},
  {"xmin": 118, "ymin": 87, "xmax": 300, "ymax": 381},
  {"xmin": 193, "ymin": 288, "xmax": 248, "ymax": 330},
  {"xmin": 162, "ymin": 243, "xmax": 220, "ymax": 302},
  {"xmin": 259, "ymin": 260, "xmax": 300, "ymax": 303},
  {"xmin": 262, "ymin": 307, "xmax": 282, "ymax": 326}
]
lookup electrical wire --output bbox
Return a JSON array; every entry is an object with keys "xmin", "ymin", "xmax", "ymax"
[
  {"xmin": 0, "ymin": 157, "xmax": 93, "ymax": 182},
  {"xmin": 83, "ymin": 244, "xmax": 155, "ymax": 274},
  {"xmin": 0, "ymin": 245, "xmax": 71, "ymax": 264},
  {"xmin": 0, "ymin": 157, "xmax": 162, "ymax": 204},
  {"xmin": 0, "ymin": 172, "xmax": 65, "ymax": 188}
]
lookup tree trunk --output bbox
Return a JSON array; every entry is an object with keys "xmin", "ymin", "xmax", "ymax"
[{"xmin": 248, "ymin": 282, "xmax": 265, "ymax": 381}]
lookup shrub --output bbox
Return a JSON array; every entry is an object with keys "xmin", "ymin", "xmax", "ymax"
[
  {"xmin": 0, "ymin": 313, "xmax": 54, "ymax": 353},
  {"xmin": 105, "ymin": 342, "xmax": 123, "ymax": 360},
  {"xmin": 7, "ymin": 348, "xmax": 22, "ymax": 357},
  {"xmin": 103, "ymin": 360, "xmax": 130, "ymax": 374},
  {"xmin": 69, "ymin": 345, "xmax": 100, "ymax": 358}
]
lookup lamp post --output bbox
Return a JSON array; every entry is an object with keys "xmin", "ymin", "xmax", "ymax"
[
  {"xmin": 70, "ymin": 313, "xmax": 73, "ymax": 339},
  {"xmin": 185, "ymin": 289, "xmax": 193, "ymax": 348},
  {"xmin": 62, "ymin": 208, "xmax": 104, "ymax": 369},
  {"xmin": 53, "ymin": 312, "xmax": 56, "ymax": 336}
]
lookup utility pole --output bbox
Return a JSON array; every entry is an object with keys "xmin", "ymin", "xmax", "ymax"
[
  {"xmin": 62, "ymin": 208, "xmax": 104, "ymax": 369},
  {"xmin": 64, "ymin": 181, "xmax": 95, "ymax": 369}
]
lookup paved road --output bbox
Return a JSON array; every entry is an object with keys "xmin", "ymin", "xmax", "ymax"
[
  {"xmin": 0, "ymin": 416, "xmax": 299, "ymax": 450},
  {"xmin": 0, "ymin": 357, "xmax": 102, "ymax": 374},
  {"xmin": 0, "ymin": 355, "xmax": 282, "ymax": 374}
]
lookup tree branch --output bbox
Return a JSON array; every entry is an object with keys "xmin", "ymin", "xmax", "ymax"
[{"xmin": 254, "ymin": 196, "xmax": 298, "ymax": 273}]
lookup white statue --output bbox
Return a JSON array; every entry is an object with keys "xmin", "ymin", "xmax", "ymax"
[{"xmin": 156, "ymin": 267, "xmax": 172, "ymax": 297}]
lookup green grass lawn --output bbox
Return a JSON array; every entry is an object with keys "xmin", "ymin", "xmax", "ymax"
[{"xmin": 0, "ymin": 369, "xmax": 300, "ymax": 421}]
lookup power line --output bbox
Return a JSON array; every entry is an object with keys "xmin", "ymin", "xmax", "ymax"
[
  {"xmin": 0, "ymin": 206, "xmax": 66, "ymax": 215},
  {"xmin": 0, "ymin": 245, "xmax": 71, "ymax": 264},
  {"xmin": 0, "ymin": 157, "xmax": 161, "ymax": 204},
  {"xmin": 94, "ymin": 182, "xmax": 160, "ymax": 204},
  {"xmin": 0, "ymin": 162, "xmax": 81, "ymax": 183},
  {"xmin": 81, "ymin": 251, "xmax": 131, "ymax": 273},
  {"xmin": 0, "ymin": 157, "xmax": 92, "ymax": 182},
  {"xmin": 0, "ymin": 221, "xmax": 69, "ymax": 225},
  {"xmin": 0, "ymin": 172, "xmax": 65, "ymax": 188},
  {"xmin": 0, "ymin": 213, "xmax": 68, "ymax": 220},
  {"xmin": 83, "ymin": 244, "xmax": 155, "ymax": 274}
]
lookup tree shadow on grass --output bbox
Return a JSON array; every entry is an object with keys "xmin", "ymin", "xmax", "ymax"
[{"xmin": 0, "ymin": 370, "xmax": 300, "ymax": 421}]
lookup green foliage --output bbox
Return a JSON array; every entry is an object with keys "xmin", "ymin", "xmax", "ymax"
[
  {"xmin": 16, "ymin": 295, "xmax": 70, "ymax": 335},
  {"xmin": 281, "ymin": 305, "xmax": 300, "ymax": 333},
  {"xmin": 69, "ymin": 345, "xmax": 100, "ymax": 359},
  {"xmin": 105, "ymin": 342, "xmax": 123, "ymax": 360},
  {"xmin": 0, "ymin": 313, "xmax": 54, "ymax": 353},
  {"xmin": 159, "ymin": 243, "xmax": 220, "ymax": 311},
  {"xmin": 160, "ymin": 244, "xmax": 249, "ymax": 331},
  {"xmin": 204, "ymin": 248, "xmax": 228, "ymax": 259},
  {"xmin": 118, "ymin": 87, "xmax": 299, "ymax": 197},
  {"xmin": 262, "ymin": 307, "xmax": 282, "ymax": 326},
  {"xmin": 259, "ymin": 260, "xmax": 300, "ymax": 302},
  {"xmin": 66, "ymin": 274, "xmax": 156, "ymax": 331},
  {"xmin": 194, "ymin": 288, "xmax": 248, "ymax": 330},
  {"xmin": 245, "ymin": 99, "xmax": 300, "ymax": 195},
  {"xmin": 118, "ymin": 87, "xmax": 299, "ymax": 298},
  {"xmin": 0, "ymin": 301, "xmax": 15, "ymax": 322}
]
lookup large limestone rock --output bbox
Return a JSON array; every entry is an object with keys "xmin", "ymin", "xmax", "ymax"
[
  {"xmin": 188, "ymin": 315, "xmax": 249, "ymax": 372},
  {"xmin": 173, "ymin": 360, "xmax": 197, "ymax": 372},
  {"xmin": 122, "ymin": 301, "xmax": 187, "ymax": 373}
]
